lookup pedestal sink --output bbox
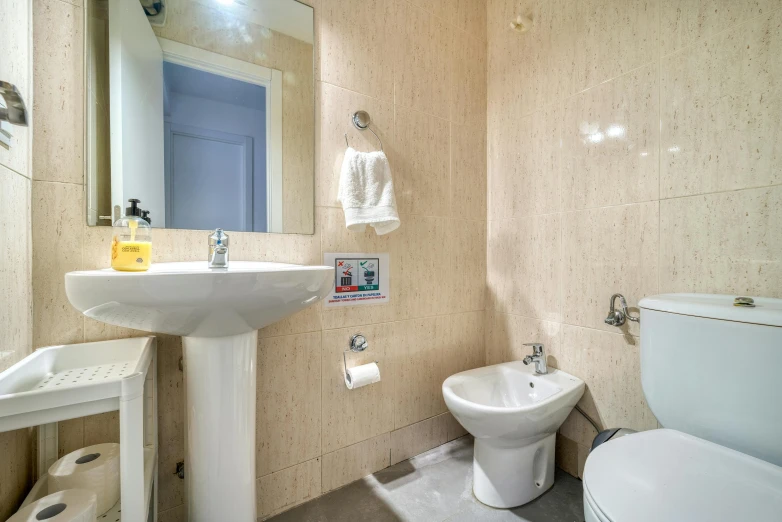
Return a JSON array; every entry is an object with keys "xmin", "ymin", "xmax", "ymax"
[{"xmin": 65, "ymin": 261, "xmax": 334, "ymax": 521}]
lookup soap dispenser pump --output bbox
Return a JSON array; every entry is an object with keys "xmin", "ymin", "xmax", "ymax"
[{"xmin": 111, "ymin": 198, "xmax": 152, "ymax": 272}]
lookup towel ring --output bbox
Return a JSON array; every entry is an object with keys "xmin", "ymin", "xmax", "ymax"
[{"xmin": 344, "ymin": 110, "xmax": 383, "ymax": 151}]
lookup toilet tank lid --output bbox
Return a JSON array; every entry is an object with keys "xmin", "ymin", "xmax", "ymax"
[
  {"xmin": 584, "ymin": 429, "xmax": 782, "ymax": 522},
  {"xmin": 639, "ymin": 293, "xmax": 782, "ymax": 327}
]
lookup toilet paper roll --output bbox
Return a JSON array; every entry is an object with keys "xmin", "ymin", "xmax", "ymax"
[
  {"xmin": 48, "ymin": 443, "xmax": 120, "ymax": 515},
  {"xmin": 8, "ymin": 489, "xmax": 97, "ymax": 522},
  {"xmin": 345, "ymin": 362, "xmax": 381, "ymax": 389}
]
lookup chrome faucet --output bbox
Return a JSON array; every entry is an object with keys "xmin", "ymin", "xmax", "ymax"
[
  {"xmin": 522, "ymin": 343, "xmax": 547, "ymax": 374},
  {"xmin": 604, "ymin": 293, "xmax": 640, "ymax": 327},
  {"xmin": 208, "ymin": 229, "xmax": 229, "ymax": 268}
]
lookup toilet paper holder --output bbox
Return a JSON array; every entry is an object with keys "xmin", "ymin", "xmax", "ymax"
[{"xmin": 343, "ymin": 333, "xmax": 378, "ymax": 375}]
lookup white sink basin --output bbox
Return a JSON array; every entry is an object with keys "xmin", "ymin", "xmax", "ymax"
[
  {"xmin": 65, "ymin": 261, "xmax": 333, "ymax": 337},
  {"xmin": 65, "ymin": 260, "xmax": 333, "ymax": 521}
]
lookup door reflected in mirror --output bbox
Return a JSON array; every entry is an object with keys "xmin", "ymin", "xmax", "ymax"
[{"xmin": 86, "ymin": 0, "xmax": 315, "ymax": 234}]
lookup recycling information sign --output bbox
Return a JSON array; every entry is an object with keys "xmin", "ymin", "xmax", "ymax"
[{"xmin": 323, "ymin": 253, "xmax": 390, "ymax": 307}]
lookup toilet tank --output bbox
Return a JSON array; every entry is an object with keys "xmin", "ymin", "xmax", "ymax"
[{"xmin": 639, "ymin": 294, "xmax": 782, "ymax": 466}]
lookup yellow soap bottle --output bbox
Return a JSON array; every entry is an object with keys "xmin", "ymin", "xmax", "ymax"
[{"xmin": 111, "ymin": 199, "xmax": 152, "ymax": 272}]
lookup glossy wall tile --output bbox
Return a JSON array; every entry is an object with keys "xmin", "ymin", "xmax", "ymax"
[
  {"xmin": 29, "ymin": 0, "xmax": 488, "ymax": 516},
  {"xmin": 487, "ymin": 0, "xmax": 782, "ymax": 480}
]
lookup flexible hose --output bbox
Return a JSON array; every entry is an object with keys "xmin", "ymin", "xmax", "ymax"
[{"xmin": 575, "ymin": 404, "xmax": 601, "ymax": 433}]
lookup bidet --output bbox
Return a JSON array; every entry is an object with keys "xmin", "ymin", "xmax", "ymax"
[{"xmin": 443, "ymin": 361, "xmax": 584, "ymax": 508}]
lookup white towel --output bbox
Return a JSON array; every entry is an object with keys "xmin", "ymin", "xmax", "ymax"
[{"xmin": 338, "ymin": 147, "xmax": 400, "ymax": 235}]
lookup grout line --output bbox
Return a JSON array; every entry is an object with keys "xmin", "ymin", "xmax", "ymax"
[
  {"xmin": 256, "ymin": 455, "xmax": 322, "ymax": 482},
  {"xmin": 657, "ymin": 17, "xmax": 662, "ymax": 299},
  {"xmin": 490, "ymin": 309, "xmax": 641, "ymax": 340},
  {"xmin": 487, "ymin": 180, "xmax": 782, "ymax": 223},
  {"xmin": 31, "ymin": 179, "xmax": 84, "ymax": 187}
]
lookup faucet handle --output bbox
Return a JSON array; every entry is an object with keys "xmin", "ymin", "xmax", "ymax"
[{"xmin": 523, "ymin": 343, "xmax": 544, "ymax": 355}]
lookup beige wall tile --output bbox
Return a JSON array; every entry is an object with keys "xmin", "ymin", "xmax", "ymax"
[
  {"xmin": 660, "ymin": 9, "xmax": 782, "ymax": 198},
  {"xmin": 393, "ymin": 316, "xmax": 448, "ymax": 428},
  {"xmin": 321, "ymin": 323, "xmax": 395, "ymax": 453},
  {"xmin": 450, "ymin": 122, "xmax": 487, "ymax": 221},
  {"xmin": 398, "ymin": 216, "xmax": 454, "ymax": 319},
  {"xmin": 487, "ymin": 0, "xmax": 577, "ymax": 117},
  {"xmin": 390, "ymin": 414, "xmax": 448, "ymax": 464},
  {"xmin": 155, "ymin": 336, "xmax": 185, "ymax": 512},
  {"xmin": 554, "ymin": 326, "xmax": 658, "ymax": 437},
  {"xmin": 0, "ymin": 167, "xmax": 31, "ymax": 372},
  {"xmin": 554, "ymin": 433, "xmax": 580, "ymax": 478},
  {"xmin": 257, "ymin": 457, "xmax": 321, "ymax": 519},
  {"xmin": 660, "ymin": 0, "xmax": 777, "ymax": 55},
  {"xmin": 393, "ymin": 107, "xmax": 450, "ymax": 217},
  {"xmin": 57, "ymin": 418, "xmax": 84, "ymax": 458},
  {"xmin": 83, "ymin": 411, "xmax": 119, "ymax": 446},
  {"xmin": 488, "ymin": 104, "xmax": 561, "ymax": 220},
  {"xmin": 442, "ymin": 312, "xmax": 485, "ymax": 395},
  {"xmin": 26, "ymin": 0, "xmax": 489, "ymax": 514},
  {"xmin": 562, "ymin": 202, "xmax": 659, "ymax": 336},
  {"xmin": 319, "ymin": 0, "xmax": 394, "ymax": 101},
  {"xmin": 562, "ymin": 64, "xmax": 659, "ymax": 210},
  {"xmin": 574, "ymin": 0, "xmax": 659, "ymax": 92},
  {"xmin": 444, "ymin": 412, "xmax": 468, "ymax": 441},
  {"xmin": 446, "ymin": 220, "xmax": 486, "ymax": 314},
  {"xmin": 33, "ymin": 0, "xmax": 83, "ymax": 184},
  {"xmin": 450, "ymin": 29, "xmax": 487, "ymax": 125},
  {"xmin": 0, "ymin": 429, "xmax": 33, "ymax": 521},
  {"xmin": 555, "ymin": 434, "xmax": 589, "ymax": 479},
  {"xmin": 157, "ymin": 505, "xmax": 185, "ymax": 522},
  {"xmin": 32, "ymin": 181, "xmax": 84, "ymax": 348},
  {"xmin": 487, "ymin": 214, "xmax": 561, "ymax": 321},
  {"xmin": 660, "ymin": 186, "xmax": 782, "ymax": 297},
  {"xmin": 259, "ymin": 305, "xmax": 323, "ymax": 339},
  {"xmin": 321, "ymin": 433, "xmax": 390, "ymax": 493},
  {"xmin": 394, "ymin": 1, "xmax": 452, "ymax": 117},
  {"xmin": 257, "ymin": 332, "xmax": 322, "ymax": 476},
  {"xmin": 485, "ymin": 310, "xmax": 562, "ymax": 366},
  {"xmin": 0, "ymin": 0, "xmax": 32, "ymax": 178},
  {"xmin": 408, "ymin": 0, "xmax": 450, "ymax": 20},
  {"xmin": 316, "ymin": 82, "xmax": 394, "ymax": 208},
  {"xmin": 453, "ymin": 0, "xmax": 487, "ymax": 41}
]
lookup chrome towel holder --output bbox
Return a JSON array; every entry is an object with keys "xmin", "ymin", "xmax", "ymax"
[{"xmin": 344, "ymin": 110, "xmax": 383, "ymax": 151}]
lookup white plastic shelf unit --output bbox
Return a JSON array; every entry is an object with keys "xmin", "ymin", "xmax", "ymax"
[{"xmin": 0, "ymin": 337, "xmax": 158, "ymax": 522}]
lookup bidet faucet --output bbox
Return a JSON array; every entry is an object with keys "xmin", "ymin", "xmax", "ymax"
[
  {"xmin": 522, "ymin": 343, "xmax": 547, "ymax": 374},
  {"xmin": 208, "ymin": 229, "xmax": 229, "ymax": 268}
]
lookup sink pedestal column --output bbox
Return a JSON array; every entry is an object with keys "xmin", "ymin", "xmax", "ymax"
[{"xmin": 183, "ymin": 330, "xmax": 258, "ymax": 521}]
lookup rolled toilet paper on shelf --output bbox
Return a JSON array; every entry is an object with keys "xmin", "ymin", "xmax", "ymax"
[
  {"xmin": 8, "ymin": 489, "xmax": 97, "ymax": 522},
  {"xmin": 345, "ymin": 362, "xmax": 381, "ymax": 390},
  {"xmin": 48, "ymin": 443, "xmax": 121, "ymax": 515}
]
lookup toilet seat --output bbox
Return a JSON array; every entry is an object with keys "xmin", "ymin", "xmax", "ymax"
[{"xmin": 583, "ymin": 429, "xmax": 782, "ymax": 522}]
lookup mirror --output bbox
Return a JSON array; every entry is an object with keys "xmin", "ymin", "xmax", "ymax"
[{"xmin": 86, "ymin": 0, "xmax": 315, "ymax": 234}]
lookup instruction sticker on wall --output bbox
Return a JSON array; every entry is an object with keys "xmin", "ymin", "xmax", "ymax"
[{"xmin": 323, "ymin": 253, "xmax": 390, "ymax": 308}]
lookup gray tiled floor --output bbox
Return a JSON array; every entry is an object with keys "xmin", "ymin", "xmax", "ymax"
[{"xmin": 269, "ymin": 437, "xmax": 584, "ymax": 522}]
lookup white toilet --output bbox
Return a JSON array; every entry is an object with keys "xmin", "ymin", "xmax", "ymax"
[
  {"xmin": 584, "ymin": 294, "xmax": 782, "ymax": 522},
  {"xmin": 442, "ymin": 359, "xmax": 584, "ymax": 508}
]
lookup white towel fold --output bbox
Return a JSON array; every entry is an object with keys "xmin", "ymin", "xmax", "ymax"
[{"xmin": 338, "ymin": 147, "xmax": 400, "ymax": 235}]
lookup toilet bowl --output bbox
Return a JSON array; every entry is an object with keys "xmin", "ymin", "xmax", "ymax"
[
  {"xmin": 583, "ymin": 429, "xmax": 782, "ymax": 522},
  {"xmin": 584, "ymin": 294, "xmax": 782, "ymax": 522},
  {"xmin": 442, "ymin": 361, "xmax": 584, "ymax": 508}
]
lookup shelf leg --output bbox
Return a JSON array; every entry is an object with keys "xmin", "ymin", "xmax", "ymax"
[{"xmin": 120, "ymin": 386, "xmax": 145, "ymax": 522}]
